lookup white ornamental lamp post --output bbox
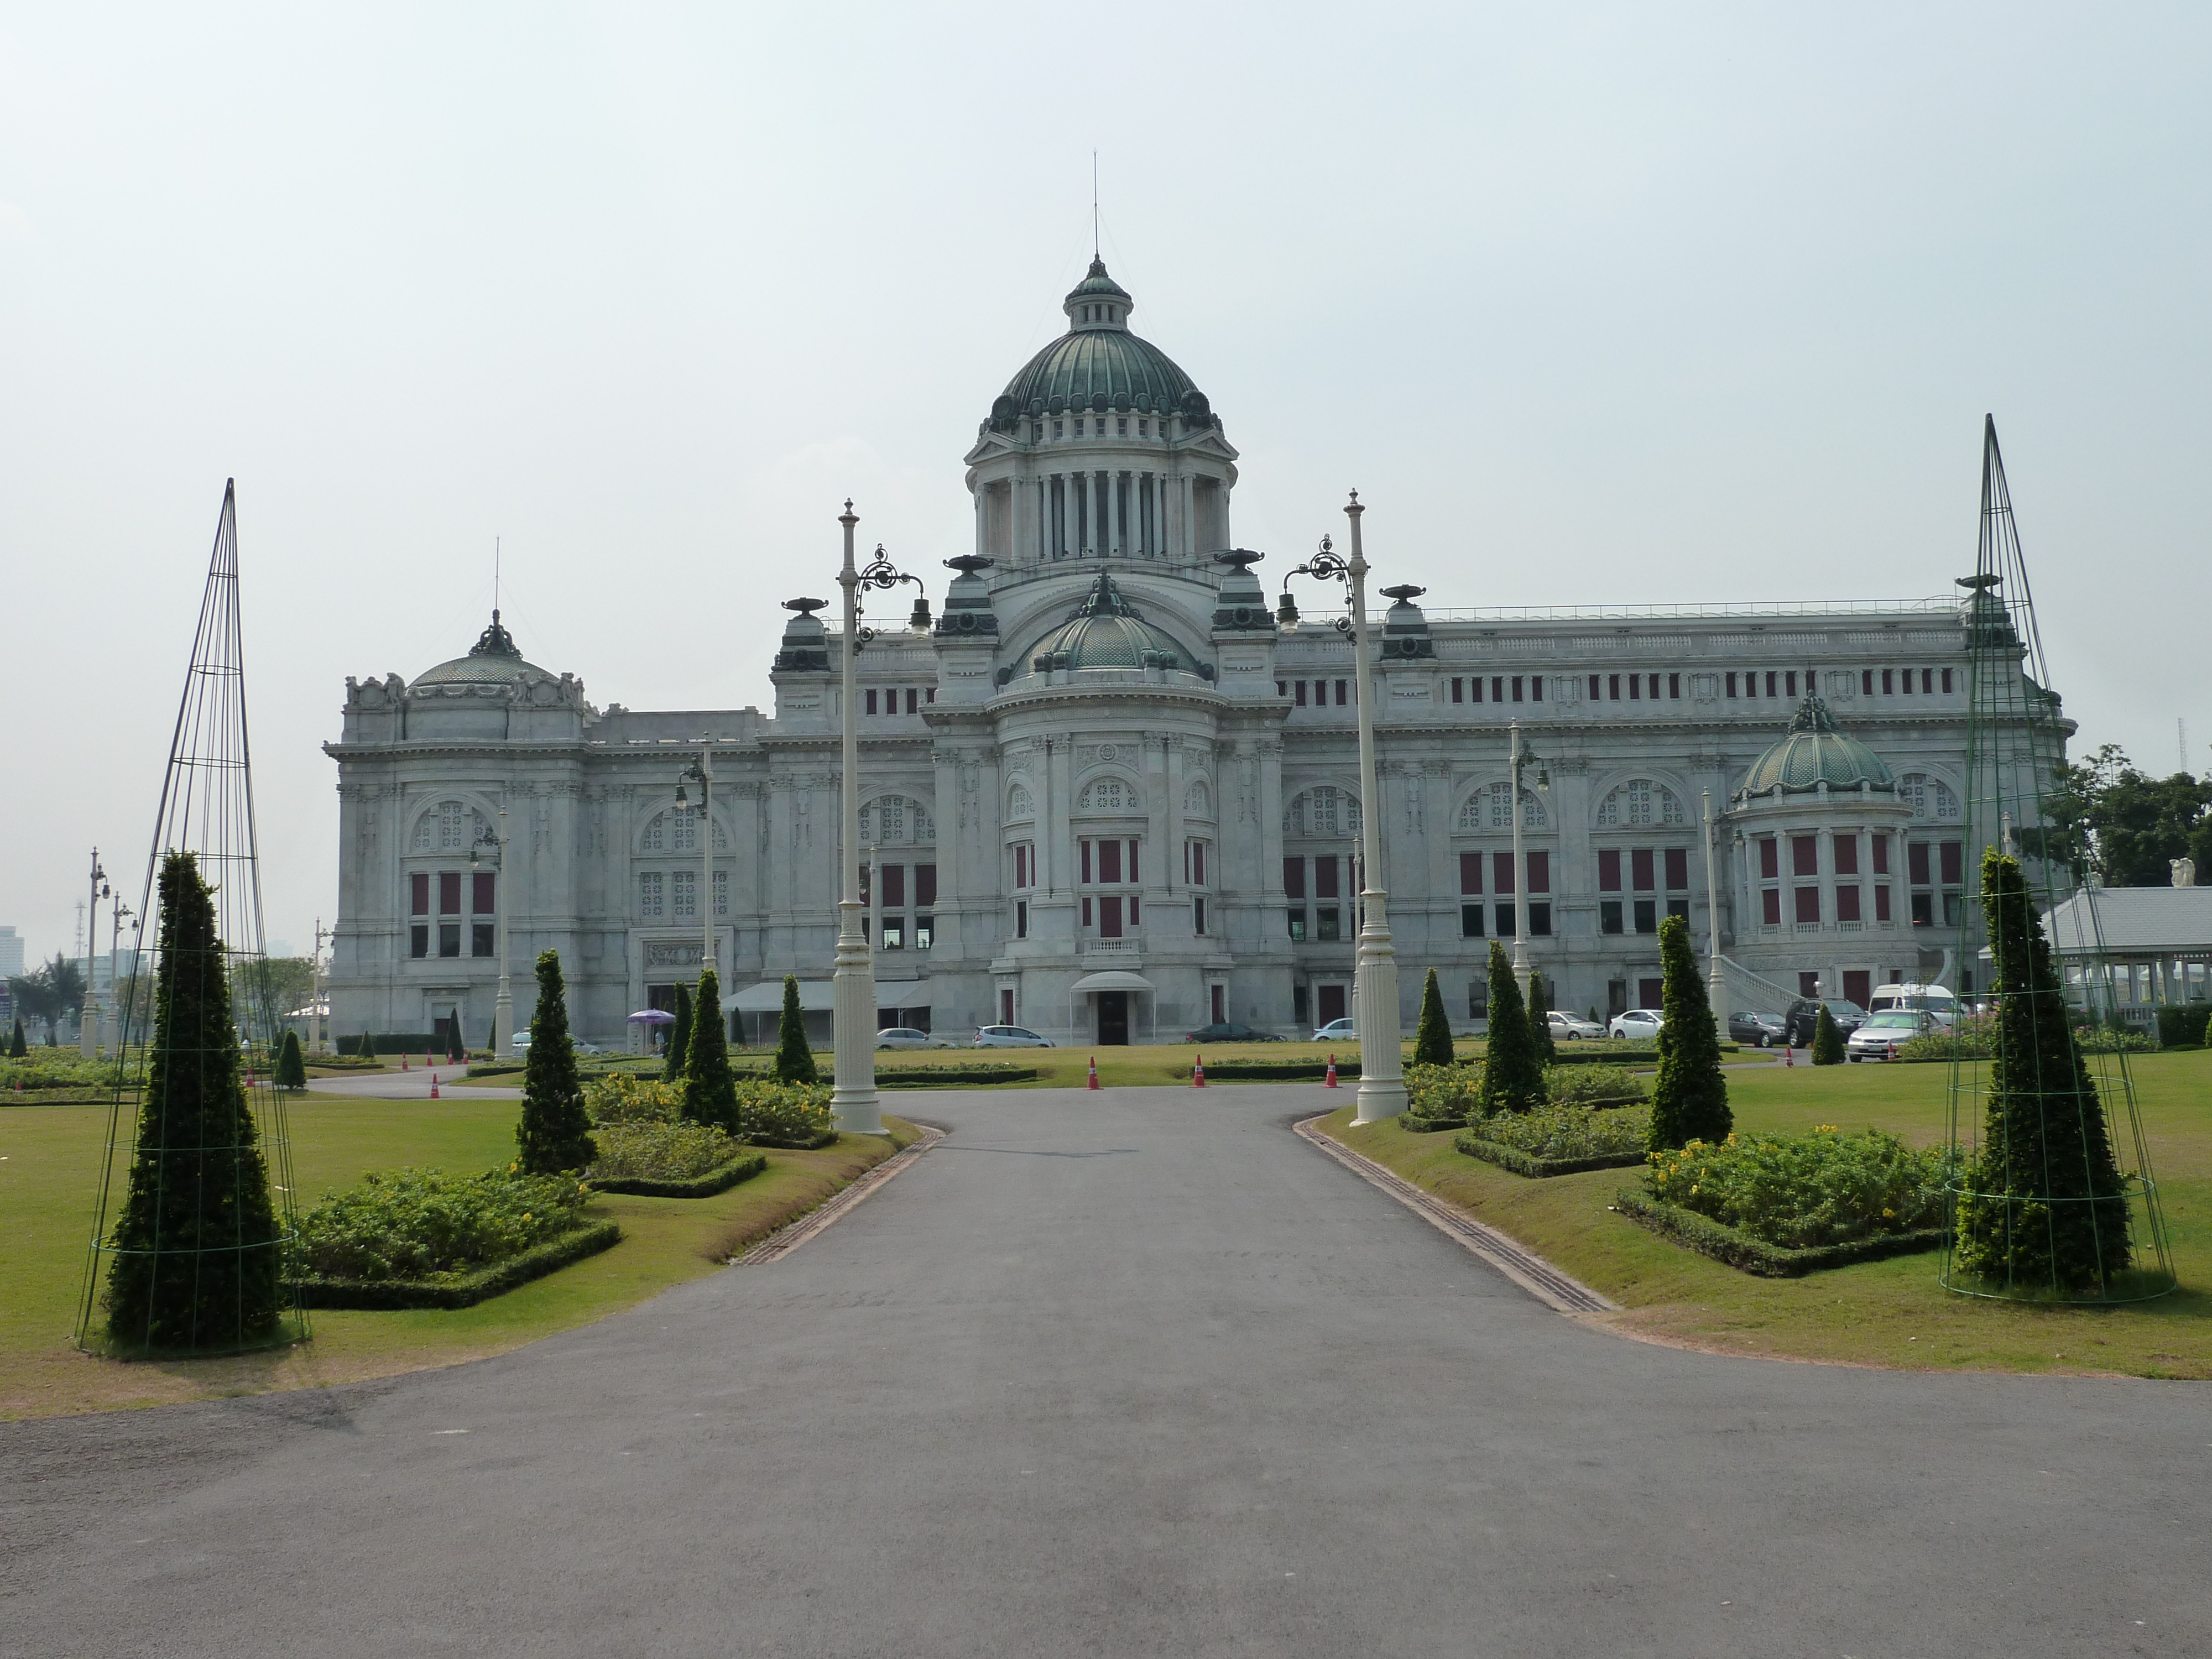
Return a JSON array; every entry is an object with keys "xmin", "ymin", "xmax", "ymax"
[
  {"xmin": 1287, "ymin": 492, "xmax": 1405, "ymax": 1123},
  {"xmin": 1701, "ymin": 789, "xmax": 1726, "ymax": 1021},
  {"xmin": 81, "ymin": 849, "xmax": 107, "ymax": 1057},
  {"xmin": 108, "ymin": 900, "xmax": 135, "ymax": 1055},
  {"xmin": 1506, "ymin": 721, "xmax": 1550, "ymax": 974},
  {"xmin": 676, "ymin": 744, "xmax": 717, "ymax": 983},
  {"xmin": 471, "ymin": 807, "xmax": 514, "ymax": 1058}
]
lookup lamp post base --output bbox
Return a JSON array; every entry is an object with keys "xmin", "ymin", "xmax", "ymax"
[
  {"xmin": 1350, "ymin": 899, "xmax": 1407, "ymax": 1125},
  {"xmin": 830, "ymin": 909, "xmax": 882, "ymax": 1134}
]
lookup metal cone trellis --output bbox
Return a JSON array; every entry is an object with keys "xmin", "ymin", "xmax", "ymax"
[
  {"xmin": 77, "ymin": 481, "xmax": 307, "ymax": 1354},
  {"xmin": 1938, "ymin": 420, "xmax": 2175, "ymax": 1303}
]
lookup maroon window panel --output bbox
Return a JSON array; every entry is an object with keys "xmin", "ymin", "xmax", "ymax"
[
  {"xmin": 1128, "ymin": 840, "xmax": 1139, "ymax": 883},
  {"xmin": 1872, "ymin": 834, "xmax": 1890, "ymax": 875},
  {"xmin": 883, "ymin": 864, "xmax": 906, "ymax": 908},
  {"xmin": 1492, "ymin": 851, "xmax": 1516, "ymax": 895},
  {"xmin": 1098, "ymin": 896, "xmax": 1123, "ymax": 938},
  {"xmin": 1283, "ymin": 857, "xmax": 1306, "ymax": 899},
  {"xmin": 1527, "ymin": 851, "xmax": 1550, "ymax": 894},
  {"xmin": 1459, "ymin": 852, "xmax": 1484, "ymax": 895},
  {"xmin": 1762, "ymin": 888, "xmax": 1782, "ymax": 925},
  {"xmin": 916, "ymin": 864, "xmax": 937, "ymax": 906},
  {"xmin": 1099, "ymin": 840, "xmax": 1122, "ymax": 884},
  {"xmin": 1940, "ymin": 841, "xmax": 1963, "ymax": 886},
  {"xmin": 1663, "ymin": 848, "xmax": 1689, "ymax": 891},
  {"xmin": 1316, "ymin": 857, "xmax": 1339, "ymax": 900},
  {"xmin": 905, "ymin": 688, "xmax": 919, "ymax": 714},
  {"xmin": 1836, "ymin": 884, "xmax": 1862, "ymax": 923},
  {"xmin": 1295, "ymin": 680, "xmax": 1308, "ymax": 706},
  {"xmin": 1588, "ymin": 674, "xmax": 1601, "ymax": 700},
  {"xmin": 411, "ymin": 873, "xmax": 430, "ymax": 915},
  {"xmin": 1792, "ymin": 836, "xmax": 1819, "ymax": 878},
  {"xmin": 1631, "ymin": 849, "xmax": 1655, "ymax": 892},
  {"xmin": 439, "ymin": 872, "xmax": 462, "ymax": 915},
  {"xmin": 1129, "ymin": 896, "xmax": 1140, "ymax": 926},
  {"xmin": 1335, "ymin": 680, "xmax": 1347, "ymax": 706},
  {"xmin": 1875, "ymin": 884, "xmax": 1892, "ymax": 922},
  {"xmin": 1081, "ymin": 839, "xmax": 1093, "ymax": 883},
  {"xmin": 1597, "ymin": 849, "xmax": 1621, "ymax": 892},
  {"xmin": 472, "ymin": 872, "xmax": 495, "ymax": 915},
  {"xmin": 1794, "ymin": 885, "xmax": 1821, "ymax": 925},
  {"xmin": 1833, "ymin": 837, "xmax": 1859, "ymax": 877},
  {"xmin": 865, "ymin": 689, "xmax": 878, "ymax": 715},
  {"xmin": 1759, "ymin": 838, "xmax": 1780, "ymax": 880},
  {"xmin": 1491, "ymin": 677, "xmax": 1504, "ymax": 703},
  {"xmin": 1909, "ymin": 841, "xmax": 1931, "ymax": 885}
]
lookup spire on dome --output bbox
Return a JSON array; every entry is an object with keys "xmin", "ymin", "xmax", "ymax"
[{"xmin": 468, "ymin": 609, "xmax": 521, "ymax": 659}]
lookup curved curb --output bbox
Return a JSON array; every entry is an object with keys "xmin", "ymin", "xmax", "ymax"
[
  {"xmin": 1295, "ymin": 1114, "xmax": 1617, "ymax": 1314},
  {"xmin": 733, "ymin": 1124, "xmax": 946, "ymax": 1264}
]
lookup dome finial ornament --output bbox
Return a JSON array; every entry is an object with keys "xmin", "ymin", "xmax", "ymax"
[{"xmin": 468, "ymin": 609, "xmax": 521, "ymax": 659}]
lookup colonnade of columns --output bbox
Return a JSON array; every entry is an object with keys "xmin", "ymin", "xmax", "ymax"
[{"xmin": 987, "ymin": 470, "xmax": 1207, "ymax": 561}]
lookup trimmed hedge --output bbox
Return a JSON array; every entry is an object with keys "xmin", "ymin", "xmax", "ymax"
[
  {"xmin": 1613, "ymin": 1187, "xmax": 1945, "ymax": 1278},
  {"xmin": 1181, "ymin": 1058, "xmax": 1339, "ymax": 1080},
  {"xmin": 289, "ymin": 1218, "xmax": 622, "ymax": 1310},
  {"xmin": 1455, "ymin": 1137, "xmax": 1648, "ymax": 1179},
  {"xmin": 1398, "ymin": 1112, "xmax": 1466, "ymax": 1134},
  {"xmin": 342, "ymin": 1032, "xmax": 444, "ymax": 1056},
  {"xmin": 877, "ymin": 1064, "xmax": 1038, "ymax": 1088},
  {"xmin": 2156, "ymin": 1006, "xmax": 2211, "ymax": 1049},
  {"xmin": 588, "ymin": 1151, "xmax": 766, "ymax": 1199}
]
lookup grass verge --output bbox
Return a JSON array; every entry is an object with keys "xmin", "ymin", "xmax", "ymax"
[
  {"xmin": 1321, "ymin": 1050, "xmax": 2212, "ymax": 1378},
  {"xmin": 0, "ymin": 1094, "xmax": 916, "ymax": 1421}
]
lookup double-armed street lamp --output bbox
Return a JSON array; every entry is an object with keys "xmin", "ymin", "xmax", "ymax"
[
  {"xmin": 109, "ymin": 900, "xmax": 136, "ymax": 1052},
  {"xmin": 1283, "ymin": 492, "xmax": 1406, "ymax": 1124},
  {"xmin": 1506, "ymin": 722, "xmax": 1550, "ymax": 974},
  {"xmin": 675, "ymin": 746, "xmax": 718, "ymax": 985},
  {"xmin": 471, "ymin": 809, "xmax": 513, "ymax": 1057},
  {"xmin": 81, "ymin": 849, "xmax": 108, "ymax": 1057}
]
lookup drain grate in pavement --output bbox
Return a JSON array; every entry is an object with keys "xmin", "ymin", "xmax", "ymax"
[
  {"xmin": 1295, "ymin": 1115, "xmax": 1617, "ymax": 1314},
  {"xmin": 733, "ymin": 1123, "xmax": 946, "ymax": 1264}
]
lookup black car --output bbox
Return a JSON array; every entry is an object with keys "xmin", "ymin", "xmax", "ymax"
[
  {"xmin": 1728, "ymin": 1010, "xmax": 1787, "ymax": 1048},
  {"xmin": 1182, "ymin": 1021, "xmax": 1287, "ymax": 1044},
  {"xmin": 1782, "ymin": 998, "xmax": 1867, "ymax": 1047}
]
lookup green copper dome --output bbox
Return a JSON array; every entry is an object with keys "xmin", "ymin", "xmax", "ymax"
[
  {"xmin": 1021, "ymin": 571, "xmax": 1191, "ymax": 676},
  {"xmin": 991, "ymin": 258, "xmax": 1209, "ymax": 424},
  {"xmin": 412, "ymin": 612, "xmax": 551, "ymax": 688},
  {"xmin": 1738, "ymin": 697, "xmax": 1896, "ymax": 798}
]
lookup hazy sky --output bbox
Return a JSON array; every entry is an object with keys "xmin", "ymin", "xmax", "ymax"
[{"xmin": 3, "ymin": 3, "xmax": 2206, "ymax": 965}]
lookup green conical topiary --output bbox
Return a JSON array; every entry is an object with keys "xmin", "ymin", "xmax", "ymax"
[
  {"xmin": 663, "ymin": 982, "xmax": 693, "ymax": 1082},
  {"xmin": 516, "ymin": 950, "xmax": 595, "ymax": 1174},
  {"xmin": 1477, "ymin": 942, "xmax": 1545, "ymax": 1114},
  {"xmin": 1413, "ymin": 967, "xmax": 1454, "ymax": 1066},
  {"xmin": 274, "ymin": 1028, "xmax": 307, "ymax": 1091},
  {"xmin": 681, "ymin": 967, "xmax": 738, "ymax": 1133},
  {"xmin": 1954, "ymin": 851, "xmax": 2132, "ymax": 1290},
  {"xmin": 9, "ymin": 1018, "xmax": 25, "ymax": 1057},
  {"xmin": 105, "ymin": 852, "xmax": 281, "ymax": 1350},
  {"xmin": 1526, "ymin": 968, "xmax": 1558, "ymax": 1068},
  {"xmin": 1811, "ymin": 1004, "xmax": 1845, "ymax": 1066},
  {"xmin": 446, "ymin": 1016, "xmax": 466, "ymax": 1063},
  {"xmin": 1646, "ymin": 914, "xmax": 1732, "ymax": 1152},
  {"xmin": 775, "ymin": 974, "xmax": 817, "ymax": 1084}
]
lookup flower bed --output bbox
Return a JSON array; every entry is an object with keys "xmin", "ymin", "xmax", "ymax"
[
  {"xmin": 586, "ymin": 1120, "xmax": 766, "ymax": 1198},
  {"xmin": 1624, "ymin": 1126, "xmax": 1949, "ymax": 1273},
  {"xmin": 1543, "ymin": 1063, "xmax": 1646, "ymax": 1108},
  {"xmin": 286, "ymin": 1166, "xmax": 618, "ymax": 1309},
  {"xmin": 1454, "ymin": 1102, "xmax": 1652, "ymax": 1177},
  {"xmin": 1402, "ymin": 1061, "xmax": 1648, "ymax": 1133},
  {"xmin": 734, "ymin": 1079, "xmax": 838, "ymax": 1147}
]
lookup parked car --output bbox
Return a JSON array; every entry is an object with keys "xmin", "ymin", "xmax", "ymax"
[
  {"xmin": 1782, "ymin": 998, "xmax": 1867, "ymax": 1047},
  {"xmin": 1607, "ymin": 1009, "xmax": 1665, "ymax": 1041},
  {"xmin": 972, "ymin": 1025, "xmax": 1055, "ymax": 1048},
  {"xmin": 1846, "ymin": 1011, "xmax": 1937, "ymax": 1061},
  {"xmin": 511, "ymin": 1029, "xmax": 530, "ymax": 1053},
  {"xmin": 1547, "ymin": 1010, "xmax": 1604, "ymax": 1041},
  {"xmin": 1866, "ymin": 982, "xmax": 1959, "ymax": 1026},
  {"xmin": 1182, "ymin": 1021, "xmax": 1286, "ymax": 1044},
  {"xmin": 877, "ymin": 1027, "xmax": 955, "ymax": 1050},
  {"xmin": 1728, "ymin": 1010, "xmax": 1787, "ymax": 1048},
  {"xmin": 1312, "ymin": 1017, "xmax": 1357, "ymax": 1043}
]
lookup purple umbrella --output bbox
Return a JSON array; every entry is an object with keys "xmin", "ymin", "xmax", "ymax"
[{"xmin": 627, "ymin": 1009, "xmax": 677, "ymax": 1025}]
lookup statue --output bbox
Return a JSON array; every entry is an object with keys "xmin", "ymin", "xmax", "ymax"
[{"xmin": 2173, "ymin": 857, "xmax": 2197, "ymax": 889}]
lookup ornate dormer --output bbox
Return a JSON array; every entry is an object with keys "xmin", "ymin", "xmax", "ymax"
[
  {"xmin": 933, "ymin": 555, "xmax": 1000, "ymax": 640},
  {"xmin": 1211, "ymin": 549, "xmax": 1276, "ymax": 634},
  {"xmin": 774, "ymin": 598, "xmax": 831, "ymax": 672},
  {"xmin": 1376, "ymin": 585, "xmax": 1436, "ymax": 661}
]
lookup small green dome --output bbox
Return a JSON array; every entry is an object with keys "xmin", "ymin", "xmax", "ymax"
[
  {"xmin": 412, "ymin": 613, "xmax": 550, "ymax": 688},
  {"xmin": 1022, "ymin": 571, "xmax": 1191, "ymax": 676},
  {"xmin": 1738, "ymin": 697, "xmax": 1896, "ymax": 797}
]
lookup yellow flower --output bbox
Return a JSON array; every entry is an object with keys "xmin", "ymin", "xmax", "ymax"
[
  {"xmin": 1882, "ymin": 1207, "xmax": 1895, "ymax": 1218},
  {"xmin": 521, "ymin": 1212, "xmax": 532, "ymax": 1222}
]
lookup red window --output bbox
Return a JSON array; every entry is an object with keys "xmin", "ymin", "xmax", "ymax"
[
  {"xmin": 1941, "ymin": 668, "xmax": 1953, "ymax": 693},
  {"xmin": 472, "ymin": 873, "xmax": 495, "ymax": 915},
  {"xmin": 1128, "ymin": 840, "xmax": 1139, "ymax": 883},
  {"xmin": 1298, "ymin": 680, "xmax": 1312, "ymax": 705},
  {"xmin": 1492, "ymin": 851, "xmax": 1515, "ymax": 895},
  {"xmin": 1766, "ymin": 671, "xmax": 1778, "ymax": 697},
  {"xmin": 1833, "ymin": 836, "xmax": 1858, "ymax": 877},
  {"xmin": 1871, "ymin": 834, "xmax": 1890, "ymax": 875},
  {"xmin": 1900, "ymin": 669, "xmax": 1913, "ymax": 695},
  {"xmin": 1283, "ymin": 857, "xmax": 1305, "ymax": 899},
  {"xmin": 865, "ymin": 689, "xmax": 878, "ymax": 715},
  {"xmin": 1786, "ymin": 671, "xmax": 1798, "ymax": 697},
  {"xmin": 1588, "ymin": 674, "xmax": 1601, "ymax": 700},
  {"xmin": 1473, "ymin": 676, "xmax": 1486, "ymax": 702},
  {"xmin": 1491, "ymin": 677, "xmax": 1504, "ymax": 703},
  {"xmin": 1940, "ymin": 841, "xmax": 1963, "ymax": 885},
  {"xmin": 1628, "ymin": 675, "xmax": 1640, "ymax": 701},
  {"xmin": 1188, "ymin": 842, "xmax": 1206, "ymax": 886},
  {"xmin": 916, "ymin": 864, "xmax": 937, "ymax": 906},
  {"xmin": 1597, "ymin": 849, "xmax": 1621, "ymax": 892},
  {"xmin": 411, "ymin": 873, "xmax": 430, "ymax": 915},
  {"xmin": 1129, "ymin": 895, "xmax": 1140, "ymax": 926},
  {"xmin": 1099, "ymin": 839, "xmax": 1122, "ymax": 884},
  {"xmin": 1875, "ymin": 884, "xmax": 1892, "ymax": 922},
  {"xmin": 1460, "ymin": 853, "xmax": 1484, "ymax": 895},
  {"xmin": 1211, "ymin": 984, "xmax": 1226, "ymax": 1023},
  {"xmin": 1315, "ymin": 857, "xmax": 1339, "ymax": 900},
  {"xmin": 1081, "ymin": 839, "xmax": 1093, "ymax": 883},
  {"xmin": 1531, "ymin": 676, "xmax": 1543, "ymax": 701},
  {"xmin": 1451, "ymin": 677, "xmax": 1463, "ymax": 703},
  {"xmin": 1335, "ymin": 680, "xmax": 1347, "ymax": 705},
  {"xmin": 1792, "ymin": 837, "xmax": 1818, "ymax": 878},
  {"xmin": 1923, "ymin": 669, "xmax": 1934, "ymax": 693},
  {"xmin": 439, "ymin": 872, "xmax": 462, "ymax": 915},
  {"xmin": 1001, "ymin": 988, "xmax": 1016, "ymax": 1023},
  {"xmin": 1908, "ymin": 841, "xmax": 1931, "ymax": 885},
  {"xmin": 1668, "ymin": 673, "xmax": 1680, "ymax": 699},
  {"xmin": 1527, "ymin": 851, "xmax": 1550, "ymax": 894},
  {"xmin": 1726, "ymin": 672, "xmax": 1739, "ymax": 697},
  {"xmin": 1099, "ymin": 896, "xmax": 1123, "ymax": 937},
  {"xmin": 1663, "ymin": 848, "xmax": 1689, "ymax": 890},
  {"xmin": 1762, "ymin": 888, "xmax": 1782, "ymax": 925},
  {"xmin": 883, "ymin": 864, "xmax": 906, "ymax": 907},
  {"xmin": 1081, "ymin": 896, "xmax": 1092, "ymax": 926},
  {"xmin": 1013, "ymin": 845, "xmax": 1028, "ymax": 888},
  {"xmin": 1794, "ymin": 886, "xmax": 1821, "ymax": 924},
  {"xmin": 1760, "ymin": 837, "xmax": 1780, "ymax": 880},
  {"xmin": 1844, "ymin": 969, "xmax": 1872, "ymax": 1008},
  {"xmin": 905, "ymin": 688, "xmax": 919, "ymax": 714},
  {"xmin": 1631, "ymin": 849, "xmax": 1655, "ymax": 891},
  {"xmin": 1512, "ymin": 676, "xmax": 1525, "ymax": 702},
  {"xmin": 1836, "ymin": 884, "xmax": 1861, "ymax": 922}
]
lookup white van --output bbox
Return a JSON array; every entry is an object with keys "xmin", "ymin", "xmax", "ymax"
[{"xmin": 1866, "ymin": 983, "xmax": 1958, "ymax": 1025}]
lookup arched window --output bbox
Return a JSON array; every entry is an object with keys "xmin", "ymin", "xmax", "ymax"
[
  {"xmin": 1900, "ymin": 773, "xmax": 1960, "ymax": 822},
  {"xmin": 1595, "ymin": 779, "xmax": 1684, "ymax": 828},
  {"xmin": 1006, "ymin": 781, "xmax": 1035, "ymax": 821},
  {"xmin": 1455, "ymin": 784, "xmax": 1546, "ymax": 833},
  {"xmin": 1284, "ymin": 785, "xmax": 1363, "ymax": 838},
  {"xmin": 1183, "ymin": 778, "xmax": 1212, "ymax": 818},
  {"xmin": 413, "ymin": 799, "xmax": 485, "ymax": 852},
  {"xmin": 860, "ymin": 794, "xmax": 935, "ymax": 846},
  {"xmin": 1079, "ymin": 776, "xmax": 1135, "ymax": 813}
]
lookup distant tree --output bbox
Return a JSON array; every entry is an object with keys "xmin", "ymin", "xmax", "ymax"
[
  {"xmin": 1476, "ymin": 942, "xmax": 1544, "ymax": 1114},
  {"xmin": 44, "ymin": 954, "xmax": 87, "ymax": 1020},
  {"xmin": 1646, "ymin": 915, "xmax": 1733, "ymax": 1152},
  {"xmin": 1954, "ymin": 850, "xmax": 2132, "ymax": 1289},
  {"xmin": 681, "ymin": 967, "xmax": 738, "ymax": 1133},
  {"xmin": 446, "ymin": 1017, "xmax": 466, "ymax": 1063},
  {"xmin": 663, "ymin": 982, "xmax": 693, "ymax": 1082},
  {"xmin": 1525, "ymin": 969, "xmax": 1558, "ymax": 1068},
  {"xmin": 774, "ymin": 974, "xmax": 817, "ymax": 1085},
  {"xmin": 273, "ymin": 1029, "xmax": 307, "ymax": 1091},
  {"xmin": 9, "ymin": 1018, "xmax": 25, "ymax": 1057},
  {"xmin": 105, "ymin": 852, "xmax": 280, "ymax": 1350},
  {"xmin": 1812, "ymin": 1004, "xmax": 1845, "ymax": 1066},
  {"xmin": 2031, "ymin": 744, "xmax": 2211, "ymax": 886},
  {"xmin": 229, "ymin": 956, "xmax": 316, "ymax": 1036},
  {"xmin": 1413, "ymin": 968, "xmax": 1454, "ymax": 1066},
  {"xmin": 515, "ymin": 950, "xmax": 595, "ymax": 1174}
]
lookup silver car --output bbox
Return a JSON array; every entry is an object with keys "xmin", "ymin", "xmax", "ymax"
[
  {"xmin": 1607, "ymin": 1009, "xmax": 1665, "ymax": 1041},
  {"xmin": 877, "ymin": 1027, "xmax": 955, "ymax": 1050},
  {"xmin": 1846, "ymin": 1011, "xmax": 1934, "ymax": 1061},
  {"xmin": 972, "ymin": 1025, "xmax": 1055, "ymax": 1048},
  {"xmin": 1547, "ymin": 1010, "xmax": 1604, "ymax": 1040}
]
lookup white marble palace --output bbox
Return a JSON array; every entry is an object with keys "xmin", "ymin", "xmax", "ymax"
[{"xmin": 327, "ymin": 257, "xmax": 2023, "ymax": 1049}]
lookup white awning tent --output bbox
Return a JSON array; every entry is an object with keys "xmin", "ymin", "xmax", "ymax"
[
  {"xmin": 1068, "ymin": 970, "xmax": 1154, "ymax": 994},
  {"xmin": 731, "ymin": 979, "xmax": 838, "ymax": 1012}
]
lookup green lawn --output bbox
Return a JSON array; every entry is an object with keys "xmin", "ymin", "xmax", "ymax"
[
  {"xmin": 1324, "ymin": 1050, "xmax": 2212, "ymax": 1378},
  {"xmin": 0, "ymin": 1095, "xmax": 915, "ymax": 1421}
]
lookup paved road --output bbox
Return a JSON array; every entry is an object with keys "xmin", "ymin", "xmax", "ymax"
[
  {"xmin": 5, "ymin": 1084, "xmax": 2208, "ymax": 1657},
  {"xmin": 305, "ymin": 1068, "xmax": 521, "ymax": 1100}
]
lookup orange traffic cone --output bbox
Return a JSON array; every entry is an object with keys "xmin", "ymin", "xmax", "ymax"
[
  {"xmin": 1087, "ymin": 1055, "xmax": 1100, "ymax": 1090},
  {"xmin": 401, "ymin": 1052, "xmax": 410, "ymax": 1071},
  {"xmin": 1324, "ymin": 1053, "xmax": 1338, "ymax": 1087},
  {"xmin": 1785, "ymin": 1044, "xmax": 1794, "ymax": 1067},
  {"xmin": 1192, "ymin": 1052, "xmax": 1207, "ymax": 1088},
  {"xmin": 429, "ymin": 1071, "xmax": 441, "ymax": 1099}
]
